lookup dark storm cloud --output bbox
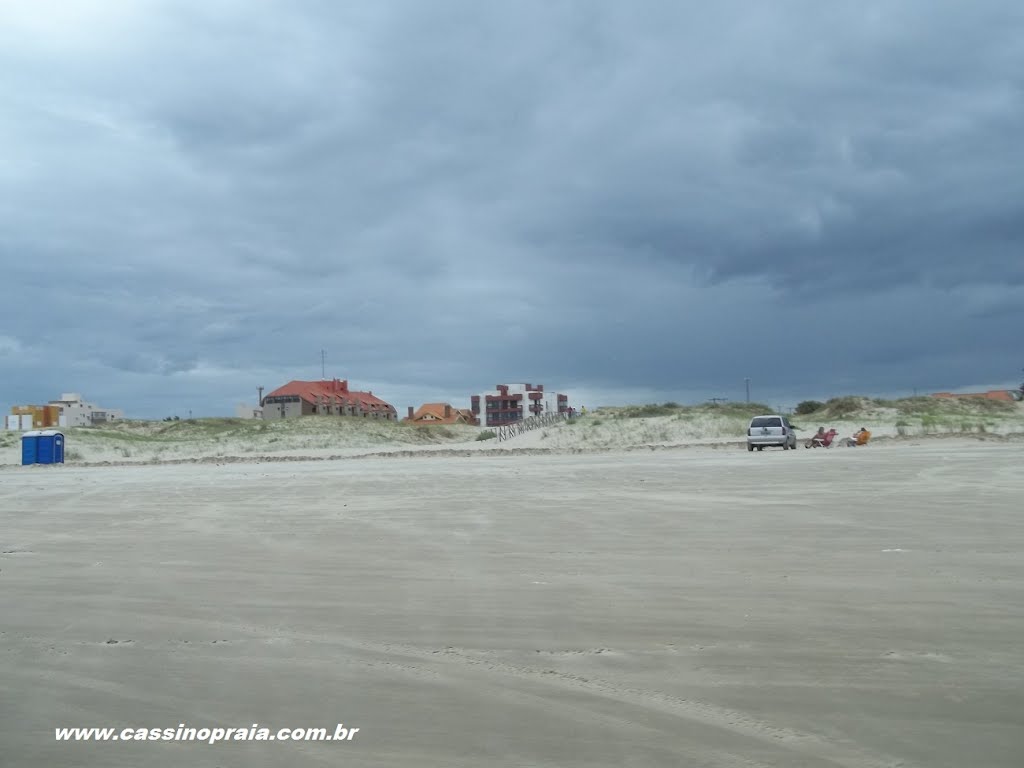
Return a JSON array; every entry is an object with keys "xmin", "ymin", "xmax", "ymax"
[{"xmin": 1, "ymin": 0, "xmax": 1022, "ymax": 416}]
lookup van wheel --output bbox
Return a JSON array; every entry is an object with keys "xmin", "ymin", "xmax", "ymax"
[
  {"xmin": 747, "ymin": 444, "xmax": 754, "ymax": 452},
  {"xmin": 783, "ymin": 442, "xmax": 789, "ymax": 450},
  {"xmin": 757, "ymin": 446, "xmax": 763, "ymax": 451}
]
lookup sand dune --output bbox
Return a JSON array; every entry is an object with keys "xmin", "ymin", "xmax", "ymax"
[
  {"xmin": 0, "ymin": 403, "xmax": 1019, "ymax": 468},
  {"xmin": 3, "ymin": 399, "xmax": 1022, "ymax": 466}
]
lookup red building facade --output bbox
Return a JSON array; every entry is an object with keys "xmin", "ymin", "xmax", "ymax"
[{"xmin": 470, "ymin": 383, "xmax": 571, "ymax": 428}]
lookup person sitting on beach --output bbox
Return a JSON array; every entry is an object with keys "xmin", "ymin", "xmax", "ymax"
[
  {"xmin": 806, "ymin": 426, "xmax": 826, "ymax": 448},
  {"xmin": 845, "ymin": 427, "xmax": 871, "ymax": 447}
]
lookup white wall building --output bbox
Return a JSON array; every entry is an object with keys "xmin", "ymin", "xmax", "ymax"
[
  {"xmin": 49, "ymin": 393, "xmax": 124, "ymax": 428},
  {"xmin": 5, "ymin": 415, "xmax": 31, "ymax": 430},
  {"xmin": 235, "ymin": 402, "xmax": 264, "ymax": 419}
]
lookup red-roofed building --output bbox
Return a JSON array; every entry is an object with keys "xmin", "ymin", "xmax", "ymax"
[{"xmin": 261, "ymin": 379, "xmax": 398, "ymax": 421}]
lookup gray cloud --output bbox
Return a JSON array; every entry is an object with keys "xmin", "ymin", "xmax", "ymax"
[{"xmin": 1, "ymin": 1, "xmax": 1021, "ymax": 417}]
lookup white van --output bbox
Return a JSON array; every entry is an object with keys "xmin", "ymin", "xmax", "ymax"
[{"xmin": 747, "ymin": 415, "xmax": 797, "ymax": 451}]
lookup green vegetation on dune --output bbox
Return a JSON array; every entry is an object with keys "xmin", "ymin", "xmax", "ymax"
[
  {"xmin": 887, "ymin": 396, "xmax": 1015, "ymax": 415},
  {"xmin": 780, "ymin": 394, "xmax": 1019, "ymax": 422},
  {"xmin": 820, "ymin": 394, "xmax": 1018, "ymax": 420},
  {"xmin": 795, "ymin": 400, "xmax": 825, "ymax": 414},
  {"xmin": 41, "ymin": 416, "xmax": 478, "ymax": 462},
  {"xmin": 696, "ymin": 402, "xmax": 776, "ymax": 419},
  {"xmin": 599, "ymin": 401, "xmax": 774, "ymax": 420},
  {"xmin": 614, "ymin": 403, "xmax": 682, "ymax": 418},
  {"xmin": 781, "ymin": 395, "xmax": 1020, "ymax": 438},
  {"xmin": 818, "ymin": 396, "xmax": 873, "ymax": 418},
  {"xmin": 572, "ymin": 395, "xmax": 1023, "ymax": 445},
  {"xmin": 77, "ymin": 417, "xmax": 467, "ymax": 441},
  {"xmin": 4, "ymin": 394, "xmax": 1020, "ymax": 464}
]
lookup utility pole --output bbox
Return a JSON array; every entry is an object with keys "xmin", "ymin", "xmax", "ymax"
[
  {"xmin": 321, "ymin": 349, "xmax": 326, "ymax": 380},
  {"xmin": 745, "ymin": 378, "xmax": 750, "ymax": 403}
]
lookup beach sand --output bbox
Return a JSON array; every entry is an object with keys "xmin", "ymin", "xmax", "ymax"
[{"xmin": 3, "ymin": 441, "xmax": 1023, "ymax": 766}]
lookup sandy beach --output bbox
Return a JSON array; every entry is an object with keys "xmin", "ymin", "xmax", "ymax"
[{"xmin": 3, "ymin": 439, "xmax": 1023, "ymax": 767}]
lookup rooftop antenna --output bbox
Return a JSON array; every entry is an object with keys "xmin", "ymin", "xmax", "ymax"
[{"xmin": 321, "ymin": 349, "xmax": 325, "ymax": 380}]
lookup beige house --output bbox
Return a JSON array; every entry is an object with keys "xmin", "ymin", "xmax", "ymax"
[{"xmin": 48, "ymin": 393, "xmax": 124, "ymax": 427}]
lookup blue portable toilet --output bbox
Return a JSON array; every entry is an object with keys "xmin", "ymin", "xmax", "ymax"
[
  {"xmin": 21, "ymin": 432, "xmax": 38, "ymax": 465},
  {"xmin": 21, "ymin": 430, "xmax": 65, "ymax": 465}
]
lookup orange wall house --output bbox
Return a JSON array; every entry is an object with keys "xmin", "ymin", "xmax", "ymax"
[{"xmin": 10, "ymin": 405, "xmax": 61, "ymax": 429}]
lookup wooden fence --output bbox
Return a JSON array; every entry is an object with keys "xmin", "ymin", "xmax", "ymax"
[{"xmin": 494, "ymin": 411, "xmax": 571, "ymax": 442}]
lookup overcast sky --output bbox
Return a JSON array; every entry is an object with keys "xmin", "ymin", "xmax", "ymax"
[{"xmin": 1, "ymin": 0, "xmax": 1022, "ymax": 418}]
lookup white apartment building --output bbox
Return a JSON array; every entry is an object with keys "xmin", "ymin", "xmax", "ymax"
[{"xmin": 49, "ymin": 393, "xmax": 124, "ymax": 427}]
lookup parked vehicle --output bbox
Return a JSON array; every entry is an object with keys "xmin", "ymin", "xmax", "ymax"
[{"xmin": 746, "ymin": 415, "xmax": 797, "ymax": 451}]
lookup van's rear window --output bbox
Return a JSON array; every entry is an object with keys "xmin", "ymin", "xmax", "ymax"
[{"xmin": 750, "ymin": 417, "xmax": 782, "ymax": 427}]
